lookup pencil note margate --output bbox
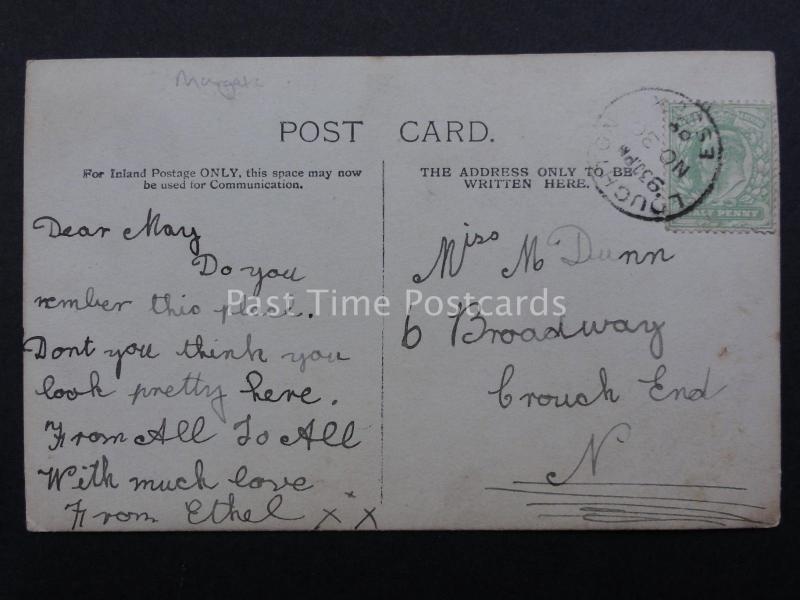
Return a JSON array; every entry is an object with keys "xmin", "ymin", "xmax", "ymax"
[{"xmin": 23, "ymin": 53, "xmax": 780, "ymax": 531}]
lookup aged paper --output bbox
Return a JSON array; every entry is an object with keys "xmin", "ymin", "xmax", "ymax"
[{"xmin": 24, "ymin": 53, "xmax": 780, "ymax": 530}]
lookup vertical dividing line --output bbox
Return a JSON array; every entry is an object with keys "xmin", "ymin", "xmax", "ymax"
[{"xmin": 380, "ymin": 160, "xmax": 385, "ymax": 504}]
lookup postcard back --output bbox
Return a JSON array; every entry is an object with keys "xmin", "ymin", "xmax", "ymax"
[{"xmin": 23, "ymin": 53, "xmax": 780, "ymax": 530}]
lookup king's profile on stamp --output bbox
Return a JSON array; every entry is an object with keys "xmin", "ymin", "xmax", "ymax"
[{"xmin": 667, "ymin": 103, "xmax": 776, "ymax": 232}]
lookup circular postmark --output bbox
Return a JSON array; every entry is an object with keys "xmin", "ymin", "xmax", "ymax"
[{"xmin": 587, "ymin": 87, "xmax": 723, "ymax": 222}]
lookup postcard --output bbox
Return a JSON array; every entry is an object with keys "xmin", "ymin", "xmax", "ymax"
[{"xmin": 24, "ymin": 53, "xmax": 780, "ymax": 530}]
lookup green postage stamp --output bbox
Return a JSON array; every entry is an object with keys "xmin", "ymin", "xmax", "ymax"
[{"xmin": 666, "ymin": 103, "xmax": 776, "ymax": 232}]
